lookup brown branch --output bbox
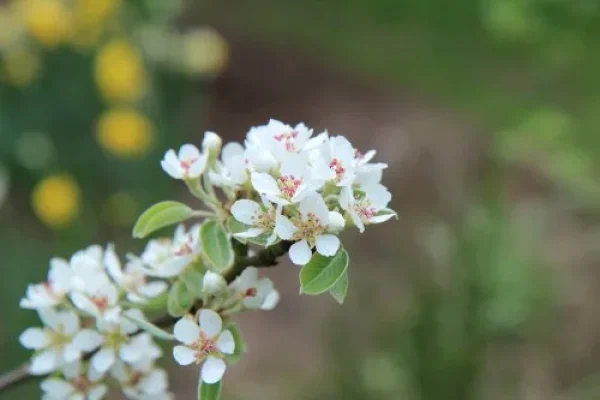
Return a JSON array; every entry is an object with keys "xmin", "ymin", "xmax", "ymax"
[{"xmin": 0, "ymin": 242, "xmax": 291, "ymax": 394}]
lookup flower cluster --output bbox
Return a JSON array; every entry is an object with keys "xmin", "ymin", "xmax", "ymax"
[{"xmin": 18, "ymin": 120, "xmax": 394, "ymax": 398}]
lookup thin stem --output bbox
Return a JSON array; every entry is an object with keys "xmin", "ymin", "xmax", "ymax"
[
  {"xmin": 191, "ymin": 210, "xmax": 216, "ymax": 218},
  {"xmin": 0, "ymin": 242, "xmax": 291, "ymax": 394}
]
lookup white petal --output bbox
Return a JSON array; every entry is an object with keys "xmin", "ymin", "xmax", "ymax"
[
  {"xmin": 161, "ymin": 150, "xmax": 182, "ymax": 179},
  {"xmin": 188, "ymin": 155, "xmax": 208, "ymax": 178},
  {"xmin": 103, "ymin": 244, "xmax": 123, "ymax": 281},
  {"xmin": 69, "ymin": 394, "xmax": 85, "ymax": 400},
  {"xmin": 73, "ymin": 329, "xmax": 104, "ymax": 352},
  {"xmin": 216, "ymin": 330, "xmax": 235, "ymax": 355},
  {"xmin": 315, "ymin": 234, "xmax": 340, "ymax": 257},
  {"xmin": 339, "ymin": 186, "xmax": 353, "ymax": 210},
  {"xmin": 235, "ymin": 227, "xmax": 265, "ymax": 239},
  {"xmin": 119, "ymin": 342, "xmax": 143, "ymax": 363},
  {"xmin": 178, "ymin": 144, "xmax": 201, "ymax": 161},
  {"xmin": 41, "ymin": 379, "xmax": 74, "ymax": 397},
  {"xmin": 29, "ymin": 349, "xmax": 59, "ymax": 375},
  {"xmin": 58, "ymin": 311, "xmax": 80, "ymax": 334},
  {"xmin": 172, "ymin": 345, "xmax": 196, "ymax": 365},
  {"xmin": 201, "ymin": 356, "xmax": 226, "ymax": 384},
  {"xmin": 231, "ymin": 199, "xmax": 261, "ymax": 225},
  {"xmin": 222, "ymin": 142, "xmax": 244, "ymax": 162},
  {"xmin": 275, "ymin": 215, "xmax": 297, "ymax": 240},
  {"xmin": 88, "ymin": 385, "xmax": 108, "ymax": 400},
  {"xmin": 365, "ymin": 183, "xmax": 392, "ymax": 209},
  {"xmin": 369, "ymin": 213, "xmax": 396, "ymax": 224},
  {"xmin": 62, "ymin": 343, "xmax": 81, "ymax": 363},
  {"xmin": 19, "ymin": 328, "xmax": 50, "ymax": 350},
  {"xmin": 91, "ymin": 347, "xmax": 116, "ymax": 373},
  {"xmin": 137, "ymin": 281, "xmax": 168, "ymax": 298},
  {"xmin": 173, "ymin": 318, "xmax": 200, "ymax": 345},
  {"xmin": 38, "ymin": 308, "xmax": 60, "ymax": 330},
  {"xmin": 62, "ymin": 360, "xmax": 81, "ymax": 379},
  {"xmin": 198, "ymin": 309, "xmax": 222, "ymax": 338},
  {"xmin": 289, "ymin": 240, "xmax": 313, "ymax": 265},
  {"xmin": 299, "ymin": 194, "xmax": 329, "ymax": 223},
  {"xmin": 350, "ymin": 211, "xmax": 365, "ymax": 233},
  {"xmin": 48, "ymin": 258, "xmax": 72, "ymax": 293},
  {"xmin": 251, "ymin": 173, "xmax": 280, "ymax": 196},
  {"xmin": 261, "ymin": 290, "xmax": 280, "ymax": 310},
  {"xmin": 237, "ymin": 267, "xmax": 258, "ymax": 290}
]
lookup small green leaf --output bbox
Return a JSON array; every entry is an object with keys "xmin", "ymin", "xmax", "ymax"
[
  {"xmin": 182, "ymin": 266, "xmax": 205, "ymax": 298},
  {"xmin": 200, "ymin": 220, "xmax": 234, "ymax": 271},
  {"xmin": 329, "ymin": 270, "xmax": 349, "ymax": 304},
  {"xmin": 133, "ymin": 201, "xmax": 193, "ymax": 238},
  {"xmin": 198, "ymin": 380, "xmax": 222, "ymax": 400},
  {"xmin": 300, "ymin": 248, "xmax": 349, "ymax": 295},
  {"xmin": 167, "ymin": 281, "xmax": 191, "ymax": 317},
  {"xmin": 223, "ymin": 322, "xmax": 246, "ymax": 365},
  {"xmin": 124, "ymin": 312, "xmax": 175, "ymax": 341}
]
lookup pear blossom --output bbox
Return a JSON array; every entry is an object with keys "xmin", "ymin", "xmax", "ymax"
[
  {"xmin": 172, "ymin": 310, "xmax": 235, "ymax": 384},
  {"xmin": 69, "ymin": 245, "xmax": 111, "ymax": 294},
  {"xmin": 340, "ymin": 184, "xmax": 395, "ymax": 233},
  {"xmin": 136, "ymin": 224, "xmax": 200, "ymax": 278},
  {"xmin": 251, "ymin": 155, "xmax": 322, "ymax": 205},
  {"xmin": 275, "ymin": 194, "xmax": 341, "ymax": 265},
  {"xmin": 104, "ymin": 245, "xmax": 167, "ymax": 304},
  {"xmin": 202, "ymin": 131, "xmax": 222, "ymax": 158},
  {"xmin": 229, "ymin": 267, "xmax": 280, "ymax": 310},
  {"xmin": 40, "ymin": 361, "xmax": 107, "ymax": 400},
  {"xmin": 230, "ymin": 197, "xmax": 279, "ymax": 245},
  {"xmin": 70, "ymin": 282, "xmax": 121, "ymax": 323},
  {"xmin": 208, "ymin": 142, "xmax": 249, "ymax": 188},
  {"xmin": 20, "ymin": 258, "xmax": 73, "ymax": 309},
  {"xmin": 20, "ymin": 309, "xmax": 82, "ymax": 375},
  {"xmin": 311, "ymin": 135, "xmax": 357, "ymax": 187},
  {"xmin": 111, "ymin": 361, "xmax": 172, "ymax": 400},
  {"xmin": 161, "ymin": 144, "xmax": 208, "ymax": 180},
  {"xmin": 73, "ymin": 310, "xmax": 148, "ymax": 373}
]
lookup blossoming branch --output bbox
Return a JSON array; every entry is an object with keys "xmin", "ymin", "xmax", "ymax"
[{"xmin": 8, "ymin": 119, "xmax": 396, "ymax": 400}]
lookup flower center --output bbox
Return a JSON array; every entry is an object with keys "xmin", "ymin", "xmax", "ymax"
[
  {"xmin": 292, "ymin": 212, "xmax": 325, "ymax": 246},
  {"xmin": 276, "ymin": 175, "xmax": 302, "ymax": 200},
  {"xmin": 329, "ymin": 158, "xmax": 345, "ymax": 182},
  {"xmin": 180, "ymin": 158, "xmax": 197, "ymax": 174},
  {"xmin": 254, "ymin": 208, "xmax": 275, "ymax": 230},
  {"xmin": 244, "ymin": 288, "xmax": 257, "ymax": 298},
  {"xmin": 353, "ymin": 199, "xmax": 376, "ymax": 221},
  {"xmin": 72, "ymin": 376, "xmax": 91, "ymax": 393},
  {"xmin": 354, "ymin": 149, "xmax": 364, "ymax": 160},
  {"xmin": 48, "ymin": 325, "xmax": 70, "ymax": 347},
  {"xmin": 91, "ymin": 296, "xmax": 108, "ymax": 312},
  {"xmin": 105, "ymin": 329, "xmax": 127, "ymax": 348},
  {"xmin": 192, "ymin": 332, "xmax": 220, "ymax": 363},
  {"xmin": 274, "ymin": 131, "xmax": 299, "ymax": 152}
]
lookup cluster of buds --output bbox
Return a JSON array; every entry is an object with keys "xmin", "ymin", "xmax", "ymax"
[{"xmin": 18, "ymin": 120, "xmax": 395, "ymax": 399}]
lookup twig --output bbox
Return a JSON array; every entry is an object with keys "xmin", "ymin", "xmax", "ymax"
[{"xmin": 0, "ymin": 242, "xmax": 291, "ymax": 394}]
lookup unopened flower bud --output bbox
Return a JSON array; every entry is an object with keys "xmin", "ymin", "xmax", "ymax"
[
  {"xmin": 202, "ymin": 131, "xmax": 222, "ymax": 162},
  {"xmin": 328, "ymin": 211, "xmax": 346, "ymax": 234},
  {"xmin": 202, "ymin": 271, "xmax": 226, "ymax": 294}
]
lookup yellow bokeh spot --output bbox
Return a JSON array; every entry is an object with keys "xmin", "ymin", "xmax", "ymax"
[
  {"xmin": 32, "ymin": 174, "xmax": 81, "ymax": 228},
  {"xmin": 2, "ymin": 47, "xmax": 41, "ymax": 87},
  {"xmin": 95, "ymin": 39, "xmax": 146, "ymax": 103},
  {"xmin": 69, "ymin": 0, "xmax": 121, "ymax": 49},
  {"xmin": 20, "ymin": 0, "xmax": 71, "ymax": 47},
  {"xmin": 179, "ymin": 28, "xmax": 229, "ymax": 76},
  {"xmin": 96, "ymin": 108, "xmax": 153, "ymax": 158},
  {"xmin": 0, "ymin": 7, "xmax": 24, "ymax": 50}
]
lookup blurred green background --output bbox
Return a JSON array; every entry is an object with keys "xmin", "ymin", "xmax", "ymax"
[{"xmin": 2, "ymin": 0, "xmax": 600, "ymax": 399}]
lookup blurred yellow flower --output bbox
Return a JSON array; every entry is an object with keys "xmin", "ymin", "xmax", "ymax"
[
  {"xmin": 20, "ymin": 0, "xmax": 71, "ymax": 47},
  {"xmin": 70, "ymin": 0, "xmax": 121, "ymax": 49},
  {"xmin": 96, "ymin": 108, "xmax": 153, "ymax": 158},
  {"xmin": 0, "ymin": 6, "xmax": 24, "ymax": 50},
  {"xmin": 179, "ymin": 28, "xmax": 229, "ymax": 76},
  {"xmin": 2, "ymin": 47, "xmax": 41, "ymax": 86},
  {"xmin": 95, "ymin": 39, "xmax": 146, "ymax": 103},
  {"xmin": 32, "ymin": 174, "xmax": 80, "ymax": 228}
]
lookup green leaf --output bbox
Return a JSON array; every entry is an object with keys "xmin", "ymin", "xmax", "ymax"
[
  {"xmin": 124, "ymin": 312, "xmax": 175, "ymax": 341},
  {"xmin": 200, "ymin": 220, "xmax": 234, "ymax": 271},
  {"xmin": 182, "ymin": 266, "xmax": 205, "ymax": 298},
  {"xmin": 223, "ymin": 322, "xmax": 246, "ymax": 365},
  {"xmin": 300, "ymin": 247, "xmax": 349, "ymax": 295},
  {"xmin": 198, "ymin": 380, "xmax": 222, "ymax": 400},
  {"xmin": 167, "ymin": 281, "xmax": 191, "ymax": 317},
  {"xmin": 133, "ymin": 201, "xmax": 193, "ymax": 238},
  {"xmin": 329, "ymin": 270, "xmax": 349, "ymax": 304}
]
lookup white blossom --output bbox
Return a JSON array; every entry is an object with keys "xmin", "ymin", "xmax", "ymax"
[
  {"xmin": 40, "ymin": 361, "xmax": 107, "ymax": 400},
  {"xmin": 111, "ymin": 359, "xmax": 171, "ymax": 400},
  {"xmin": 208, "ymin": 142, "xmax": 248, "ymax": 188},
  {"xmin": 311, "ymin": 135, "xmax": 357, "ymax": 187},
  {"xmin": 202, "ymin": 131, "xmax": 222, "ymax": 158},
  {"xmin": 70, "ymin": 282, "xmax": 121, "ymax": 323},
  {"xmin": 73, "ymin": 310, "xmax": 147, "ymax": 373},
  {"xmin": 172, "ymin": 310, "xmax": 235, "ymax": 384},
  {"xmin": 251, "ymin": 154, "xmax": 321, "ymax": 205},
  {"xmin": 340, "ymin": 184, "xmax": 394, "ymax": 233},
  {"xmin": 104, "ymin": 244, "xmax": 167, "ymax": 304},
  {"xmin": 20, "ymin": 258, "xmax": 72, "ymax": 310},
  {"xmin": 20, "ymin": 309, "xmax": 82, "ymax": 375},
  {"xmin": 203, "ymin": 271, "xmax": 227, "ymax": 295},
  {"xmin": 230, "ymin": 197, "xmax": 279, "ymax": 245},
  {"xmin": 161, "ymin": 144, "xmax": 207, "ymax": 180},
  {"xmin": 275, "ymin": 194, "xmax": 341, "ymax": 265},
  {"xmin": 136, "ymin": 224, "xmax": 200, "ymax": 278},
  {"xmin": 229, "ymin": 267, "xmax": 279, "ymax": 310}
]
